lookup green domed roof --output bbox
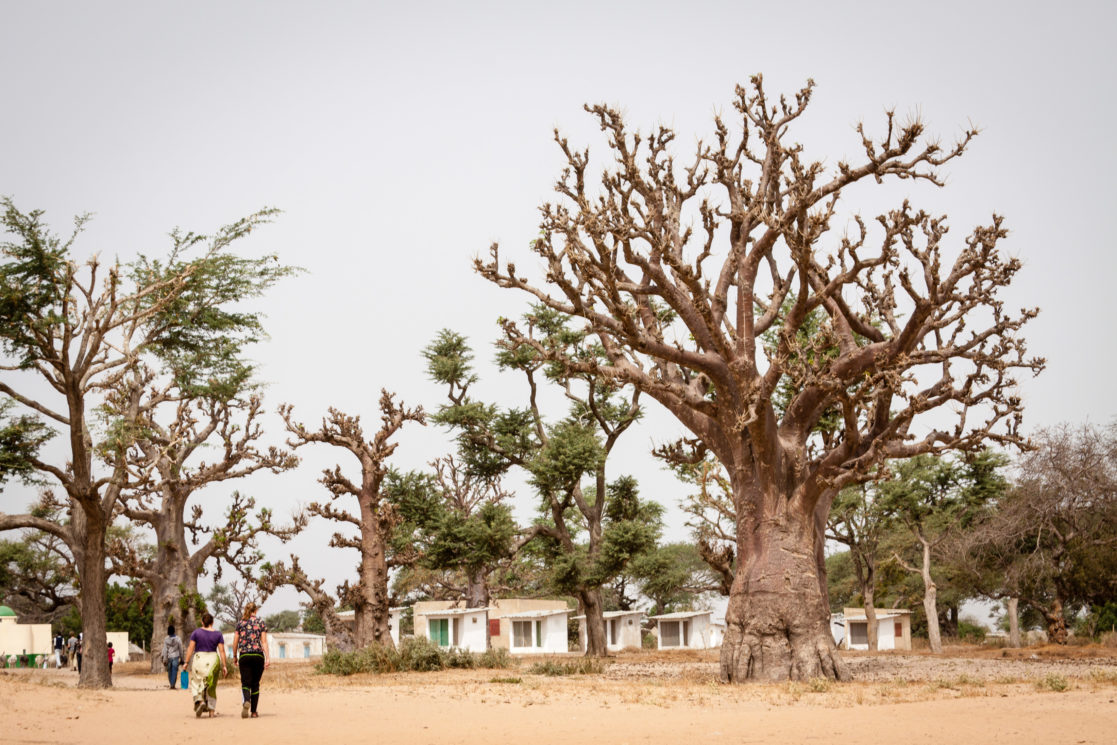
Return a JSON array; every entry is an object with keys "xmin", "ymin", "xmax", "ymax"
[{"xmin": 0, "ymin": 605, "xmax": 16, "ymax": 617}]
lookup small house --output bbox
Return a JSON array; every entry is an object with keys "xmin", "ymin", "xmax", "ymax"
[
  {"xmin": 488, "ymin": 599, "xmax": 571, "ymax": 652},
  {"xmin": 223, "ymin": 631, "xmax": 327, "ymax": 660},
  {"xmin": 500, "ymin": 609, "xmax": 570, "ymax": 654},
  {"xmin": 412, "ymin": 602, "xmax": 490, "ymax": 652},
  {"xmin": 335, "ymin": 606, "xmax": 406, "ymax": 645},
  {"xmin": 573, "ymin": 610, "xmax": 644, "ymax": 652},
  {"xmin": 648, "ymin": 610, "xmax": 720, "ymax": 650},
  {"xmin": 0, "ymin": 605, "xmax": 51, "ymax": 666},
  {"xmin": 840, "ymin": 607, "xmax": 912, "ymax": 651}
]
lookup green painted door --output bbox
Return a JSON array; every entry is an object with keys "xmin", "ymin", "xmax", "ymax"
[{"xmin": 429, "ymin": 618, "xmax": 450, "ymax": 647}]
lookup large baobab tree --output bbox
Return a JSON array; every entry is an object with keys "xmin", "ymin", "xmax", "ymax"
[
  {"xmin": 478, "ymin": 77, "xmax": 1042, "ymax": 680},
  {"xmin": 275, "ymin": 391, "xmax": 425, "ymax": 649},
  {"xmin": 109, "ymin": 389, "xmax": 302, "ymax": 672},
  {"xmin": 0, "ymin": 200, "xmax": 288, "ymax": 687}
]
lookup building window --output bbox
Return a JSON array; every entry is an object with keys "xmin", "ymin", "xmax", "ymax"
[
  {"xmin": 850, "ymin": 622, "xmax": 868, "ymax": 646},
  {"xmin": 429, "ymin": 618, "xmax": 450, "ymax": 647},
  {"xmin": 661, "ymin": 621, "xmax": 680, "ymax": 647},
  {"xmin": 512, "ymin": 621, "xmax": 532, "ymax": 648},
  {"xmin": 278, "ymin": 643, "xmax": 287, "ymax": 659}
]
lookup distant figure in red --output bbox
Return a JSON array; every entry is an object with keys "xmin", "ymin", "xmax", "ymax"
[{"xmin": 107, "ymin": 642, "xmax": 115, "ymax": 674}]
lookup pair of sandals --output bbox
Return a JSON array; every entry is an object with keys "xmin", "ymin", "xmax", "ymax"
[
  {"xmin": 241, "ymin": 702, "xmax": 259, "ymax": 718},
  {"xmin": 193, "ymin": 699, "xmax": 217, "ymax": 718}
]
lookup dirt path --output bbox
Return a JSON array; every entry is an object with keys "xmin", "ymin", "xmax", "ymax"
[{"xmin": 2, "ymin": 652, "xmax": 1115, "ymax": 745}]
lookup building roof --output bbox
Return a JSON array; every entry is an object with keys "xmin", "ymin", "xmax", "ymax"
[
  {"xmin": 572, "ymin": 610, "xmax": 645, "ymax": 621},
  {"xmin": 413, "ymin": 606, "xmax": 491, "ymax": 617},
  {"xmin": 0, "ymin": 605, "xmax": 16, "ymax": 617},
  {"xmin": 647, "ymin": 610, "xmax": 713, "ymax": 621},
  {"xmin": 337, "ymin": 607, "xmax": 406, "ymax": 619},
  {"xmin": 501, "ymin": 609, "xmax": 570, "ymax": 619},
  {"xmin": 842, "ymin": 607, "xmax": 911, "ymax": 619}
]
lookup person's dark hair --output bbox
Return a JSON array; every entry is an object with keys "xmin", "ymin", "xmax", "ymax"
[
  {"xmin": 242, "ymin": 602, "xmax": 258, "ymax": 621},
  {"xmin": 107, "ymin": 642, "xmax": 113, "ymax": 648},
  {"xmin": 202, "ymin": 612, "xmax": 215, "ymax": 627},
  {"xmin": 168, "ymin": 625, "xmax": 176, "ymax": 636}
]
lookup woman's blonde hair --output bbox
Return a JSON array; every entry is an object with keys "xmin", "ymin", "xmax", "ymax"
[{"xmin": 242, "ymin": 602, "xmax": 258, "ymax": 621}]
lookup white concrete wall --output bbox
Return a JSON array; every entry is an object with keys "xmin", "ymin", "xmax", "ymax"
[
  {"xmin": 389, "ymin": 609, "xmax": 402, "ymax": 646},
  {"xmin": 0, "ymin": 621, "xmax": 51, "ymax": 656},
  {"xmin": 511, "ymin": 614, "xmax": 568, "ymax": 654},
  {"xmin": 657, "ymin": 615, "xmax": 715, "ymax": 650},
  {"xmin": 417, "ymin": 611, "xmax": 488, "ymax": 653}
]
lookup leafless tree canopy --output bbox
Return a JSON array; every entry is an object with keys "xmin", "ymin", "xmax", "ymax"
[{"xmin": 478, "ymin": 77, "xmax": 1042, "ymax": 681}]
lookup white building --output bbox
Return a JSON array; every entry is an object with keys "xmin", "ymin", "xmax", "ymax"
[
  {"xmin": 648, "ymin": 610, "xmax": 721, "ymax": 650},
  {"xmin": 573, "ymin": 610, "xmax": 644, "ymax": 652},
  {"xmin": 412, "ymin": 603, "xmax": 490, "ymax": 652},
  {"xmin": 222, "ymin": 631, "xmax": 328, "ymax": 661},
  {"xmin": 838, "ymin": 607, "xmax": 912, "ymax": 651},
  {"xmin": 336, "ymin": 607, "xmax": 406, "ymax": 645},
  {"xmin": 502, "ymin": 609, "xmax": 570, "ymax": 654},
  {"xmin": 0, "ymin": 605, "xmax": 50, "ymax": 666}
]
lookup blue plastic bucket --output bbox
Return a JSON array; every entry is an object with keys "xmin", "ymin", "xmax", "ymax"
[{"xmin": 180, "ymin": 669, "xmax": 188, "ymax": 689}]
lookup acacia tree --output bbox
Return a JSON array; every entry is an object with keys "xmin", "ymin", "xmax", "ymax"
[
  {"xmin": 0, "ymin": 200, "xmax": 284, "ymax": 687},
  {"xmin": 389, "ymin": 457, "xmax": 518, "ymax": 608},
  {"xmin": 109, "ymin": 388, "xmax": 302, "ymax": 672},
  {"xmin": 477, "ymin": 78, "xmax": 1042, "ymax": 680},
  {"xmin": 956, "ymin": 424, "xmax": 1117, "ymax": 644},
  {"xmin": 826, "ymin": 480, "xmax": 893, "ymax": 650},
  {"xmin": 0, "ymin": 497, "xmax": 78, "ymax": 622},
  {"xmin": 275, "ymin": 391, "xmax": 425, "ymax": 649},
  {"xmin": 425, "ymin": 324, "xmax": 661, "ymax": 656}
]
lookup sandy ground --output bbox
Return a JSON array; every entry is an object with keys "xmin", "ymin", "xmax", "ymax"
[{"xmin": 2, "ymin": 647, "xmax": 1116, "ymax": 745}]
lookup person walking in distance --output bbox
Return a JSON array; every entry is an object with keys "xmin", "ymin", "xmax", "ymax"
[
  {"xmin": 53, "ymin": 631, "xmax": 64, "ymax": 668},
  {"xmin": 161, "ymin": 625, "xmax": 184, "ymax": 689},
  {"xmin": 231, "ymin": 602, "xmax": 270, "ymax": 719},
  {"xmin": 67, "ymin": 634, "xmax": 78, "ymax": 670},
  {"xmin": 183, "ymin": 612, "xmax": 228, "ymax": 718}
]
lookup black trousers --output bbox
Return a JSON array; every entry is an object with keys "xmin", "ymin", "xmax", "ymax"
[{"xmin": 238, "ymin": 654, "xmax": 265, "ymax": 713}]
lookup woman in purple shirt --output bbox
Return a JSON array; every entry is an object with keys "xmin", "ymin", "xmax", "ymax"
[{"xmin": 183, "ymin": 612, "xmax": 228, "ymax": 718}]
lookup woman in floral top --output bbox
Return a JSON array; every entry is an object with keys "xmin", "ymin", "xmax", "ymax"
[{"xmin": 231, "ymin": 602, "xmax": 270, "ymax": 718}]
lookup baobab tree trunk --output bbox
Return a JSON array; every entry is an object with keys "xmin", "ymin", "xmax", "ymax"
[
  {"xmin": 580, "ymin": 589, "xmax": 608, "ymax": 657},
  {"xmin": 720, "ymin": 490, "xmax": 848, "ymax": 682},
  {"xmin": 1044, "ymin": 597, "xmax": 1068, "ymax": 645},
  {"xmin": 1007, "ymin": 597, "xmax": 1021, "ymax": 648},
  {"xmin": 148, "ymin": 558, "xmax": 201, "ymax": 673},
  {"xmin": 351, "ymin": 523, "xmax": 393, "ymax": 649}
]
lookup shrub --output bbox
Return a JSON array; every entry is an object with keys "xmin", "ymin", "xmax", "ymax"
[
  {"xmin": 1037, "ymin": 675, "xmax": 1069, "ymax": 692},
  {"xmin": 529, "ymin": 658, "xmax": 607, "ymax": 676},
  {"xmin": 397, "ymin": 637, "xmax": 445, "ymax": 672},
  {"xmin": 316, "ymin": 637, "xmax": 517, "ymax": 676},
  {"xmin": 957, "ymin": 618, "xmax": 987, "ymax": 642},
  {"xmin": 478, "ymin": 647, "xmax": 514, "ymax": 669}
]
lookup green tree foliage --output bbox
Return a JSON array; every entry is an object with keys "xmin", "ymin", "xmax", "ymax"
[
  {"xmin": 105, "ymin": 581, "xmax": 153, "ymax": 646},
  {"xmin": 877, "ymin": 451, "xmax": 1007, "ymax": 651},
  {"xmin": 625, "ymin": 542, "xmax": 721, "ymax": 616},
  {"xmin": 0, "ymin": 198, "xmax": 290, "ymax": 688},
  {"xmin": 424, "ymin": 318, "xmax": 662, "ymax": 655},
  {"xmin": 953, "ymin": 423, "xmax": 1117, "ymax": 643},
  {"xmin": 264, "ymin": 610, "xmax": 301, "ymax": 632},
  {"xmin": 387, "ymin": 460, "xmax": 517, "ymax": 607}
]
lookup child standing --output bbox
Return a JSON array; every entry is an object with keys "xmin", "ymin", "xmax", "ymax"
[{"xmin": 107, "ymin": 642, "xmax": 115, "ymax": 674}]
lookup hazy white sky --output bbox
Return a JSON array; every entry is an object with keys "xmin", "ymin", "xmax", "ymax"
[{"xmin": 2, "ymin": 1, "xmax": 1114, "ymax": 612}]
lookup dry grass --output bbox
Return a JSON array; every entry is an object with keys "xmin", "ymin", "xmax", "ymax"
[{"xmin": 24, "ymin": 643, "xmax": 1117, "ymax": 710}]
